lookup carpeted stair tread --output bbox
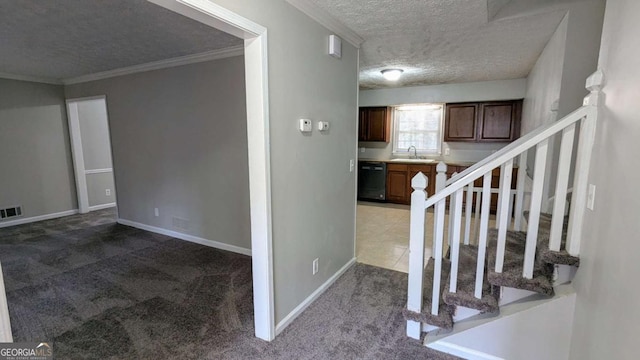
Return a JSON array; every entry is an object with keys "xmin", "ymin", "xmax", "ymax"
[
  {"xmin": 442, "ymin": 245, "xmax": 499, "ymax": 313},
  {"xmin": 486, "ymin": 229, "xmax": 555, "ymax": 296},
  {"xmin": 523, "ymin": 212, "xmax": 580, "ymax": 267},
  {"xmin": 403, "ymin": 258, "xmax": 455, "ymax": 330}
]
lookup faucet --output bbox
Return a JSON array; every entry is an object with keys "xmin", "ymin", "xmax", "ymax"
[{"xmin": 407, "ymin": 145, "xmax": 417, "ymax": 159}]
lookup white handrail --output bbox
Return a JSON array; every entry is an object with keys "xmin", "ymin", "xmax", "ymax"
[
  {"xmin": 432, "ymin": 106, "xmax": 590, "ymax": 208},
  {"xmin": 406, "ymin": 70, "xmax": 602, "ymax": 336}
]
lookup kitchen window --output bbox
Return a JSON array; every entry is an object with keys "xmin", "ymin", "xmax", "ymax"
[{"xmin": 392, "ymin": 104, "xmax": 444, "ymax": 155}]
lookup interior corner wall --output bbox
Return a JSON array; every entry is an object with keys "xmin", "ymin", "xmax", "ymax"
[
  {"xmin": 521, "ymin": 0, "xmax": 604, "ymax": 205},
  {"xmin": 521, "ymin": 15, "xmax": 568, "ymax": 137},
  {"xmin": 569, "ymin": 0, "xmax": 640, "ymax": 358},
  {"xmin": 194, "ymin": 0, "xmax": 359, "ymax": 325},
  {"xmin": 64, "ymin": 56, "xmax": 252, "ymax": 250},
  {"xmin": 0, "ymin": 78, "xmax": 77, "ymax": 221}
]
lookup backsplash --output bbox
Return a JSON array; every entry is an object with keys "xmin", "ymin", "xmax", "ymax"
[{"xmin": 358, "ymin": 141, "xmax": 507, "ymax": 163}]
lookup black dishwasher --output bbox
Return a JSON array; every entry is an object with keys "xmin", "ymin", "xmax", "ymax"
[{"xmin": 358, "ymin": 161, "xmax": 386, "ymax": 201}]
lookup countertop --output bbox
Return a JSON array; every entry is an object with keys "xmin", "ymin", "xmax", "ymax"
[{"xmin": 357, "ymin": 158, "xmax": 477, "ymax": 167}]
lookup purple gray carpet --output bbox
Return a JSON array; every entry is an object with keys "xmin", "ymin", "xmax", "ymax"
[{"xmin": 0, "ymin": 209, "xmax": 458, "ymax": 359}]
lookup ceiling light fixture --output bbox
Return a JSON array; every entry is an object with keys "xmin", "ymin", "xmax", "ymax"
[{"xmin": 381, "ymin": 69, "xmax": 403, "ymax": 81}]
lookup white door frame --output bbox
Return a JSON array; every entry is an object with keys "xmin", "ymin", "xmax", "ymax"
[
  {"xmin": 148, "ymin": 0, "xmax": 275, "ymax": 341},
  {"xmin": 66, "ymin": 95, "xmax": 115, "ymax": 214}
]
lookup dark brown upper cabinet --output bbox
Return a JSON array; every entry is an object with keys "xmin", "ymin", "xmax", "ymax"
[
  {"xmin": 444, "ymin": 103, "xmax": 479, "ymax": 142},
  {"xmin": 444, "ymin": 100, "xmax": 522, "ymax": 143},
  {"xmin": 358, "ymin": 107, "xmax": 391, "ymax": 142}
]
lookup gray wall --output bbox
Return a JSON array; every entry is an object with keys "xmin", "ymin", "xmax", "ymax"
[
  {"xmin": 77, "ymin": 98, "xmax": 115, "ymax": 207},
  {"xmin": 570, "ymin": 0, "xmax": 640, "ymax": 358},
  {"xmin": 521, "ymin": 1, "xmax": 604, "ymax": 206},
  {"xmin": 359, "ymin": 78, "xmax": 527, "ymax": 163},
  {"xmin": 65, "ymin": 56, "xmax": 252, "ymax": 250},
  {"xmin": 0, "ymin": 78, "xmax": 77, "ymax": 220},
  {"xmin": 199, "ymin": 0, "xmax": 359, "ymax": 324}
]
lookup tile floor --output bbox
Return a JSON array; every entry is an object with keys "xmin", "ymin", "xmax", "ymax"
[
  {"xmin": 356, "ymin": 201, "xmax": 499, "ymax": 273},
  {"xmin": 356, "ymin": 201, "xmax": 421, "ymax": 273}
]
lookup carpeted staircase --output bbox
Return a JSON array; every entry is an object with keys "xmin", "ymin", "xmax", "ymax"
[{"xmin": 403, "ymin": 212, "xmax": 580, "ymax": 331}]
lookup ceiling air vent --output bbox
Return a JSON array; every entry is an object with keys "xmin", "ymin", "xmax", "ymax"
[{"xmin": 0, "ymin": 206, "xmax": 22, "ymax": 220}]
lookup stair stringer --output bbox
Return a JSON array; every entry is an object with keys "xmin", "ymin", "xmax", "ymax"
[{"xmin": 425, "ymin": 284, "xmax": 576, "ymax": 360}]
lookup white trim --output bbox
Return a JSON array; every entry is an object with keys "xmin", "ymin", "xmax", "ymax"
[
  {"xmin": 275, "ymin": 258, "xmax": 356, "ymax": 335},
  {"xmin": 66, "ymin": 100, "xmax": 90, "ymax": 214},
  {"xmin": 143, "ymin": 0, "xmax": 274, "ymax": 342},
  {"xmin": 88, "ymin": 203, "xmax": 117, "ymax": 211},
  {"xmin": 285, "ymin": 0, "xmax": 364, "ymax": 48},
  {"xmin": 0, "ymin": 263, "xmax": 13, "ymax": 342},
  {"xmin": 0, "ymin": 72, "xmax": 62, "ymax": 85},
  {"xmin": 85, "ymin": 168, "xmax": 113, "ymax": 175},
  {"xmin": 428, "ymin": 341, "xmax": 505, "ymax": 360},
  {"xmin": 0, "ymin": 210, "xmax": 78, "ymax": 228},
  {"xmin": 117, "ymin": 218, "xmax": 252, "ymax": 256},
  {"xmin": 63, "ymin": 46, "xmax": 243, "ymax": 85}
]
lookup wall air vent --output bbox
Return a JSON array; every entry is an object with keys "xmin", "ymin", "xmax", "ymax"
[{"xmin": 0, "ymin": 206, "xmax": 22, "ymax": 220}]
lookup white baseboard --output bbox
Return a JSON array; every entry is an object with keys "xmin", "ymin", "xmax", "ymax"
[
  {"xmin": 428, "ymin": 341, "xmax": 504, "ymax": 360},
  {"xmin": 275, "ymin": 257, "xmax": 357, "ymax": 335},
  {"xmin": 0, "ymin": 209, "xmax": 78, "ymax": 228},
  {"xmin": 116, "ymin": 218, "xmax": 252, "ymax": 256},
  {"xmin": 89, "ymin": 203, "xmax": 117, "ymax": 211}
]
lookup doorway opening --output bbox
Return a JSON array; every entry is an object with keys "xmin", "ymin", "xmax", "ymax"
[{"xmin": 66, "ymin": 96, "xmax": 116, "ymax": 214}]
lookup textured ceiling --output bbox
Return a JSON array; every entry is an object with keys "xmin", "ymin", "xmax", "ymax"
[
  {"xmin": 308, "ymin": 0, "xmax": 573, "ymax": 89},
  {"xmin": 0, "ymin": 0, "xmax": 242, "ymax": 80}
]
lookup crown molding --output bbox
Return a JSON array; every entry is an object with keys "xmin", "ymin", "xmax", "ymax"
[
  {"xmin": 0, "ymin": 72, "xmax": 62, "ymax": 85},
  {"xmin": 286, "ymin": 0, "xmax": 364, "ymax": 48},
  {"xmin": 63, "ymin": 45, "xmax": 244, "ymax": 85}
]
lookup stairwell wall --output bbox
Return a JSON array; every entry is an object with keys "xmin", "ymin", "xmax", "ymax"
[
  {"xmin": 521, "ymin": 0, "xmax": 605, "ymax": 208},
  {"xmin": 569, "ymin": 0, "xmax": 640, "ymax": 358}
]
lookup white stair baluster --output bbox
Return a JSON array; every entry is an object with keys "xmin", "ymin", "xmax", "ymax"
[
  {"xmin": 407, "ymin": 172, "xmax": 428, "ymax": 339},
  {"xmin": 495, "ymin": 159, "xmax": 514, "ymax": 273},
  {"xmin": 433, "ymin": 163, "xmax": 447, "ymax": 255},
  {"xmin": 464, "ymin": 185, "xmax": 473, "ymax": 245},
  {"xmin": 475, "ymin": 172, "xmax": 492, "ymax": 299},
  {"xmin": 514, "ymin": 151, "xmax": 528, "ymax": 231},
  {"xmin": 448, "ymin": 172, "xmax": 458, "ymax": 246},
  {"xmin": 473, "ymin": 188, "xmax": 481, "ymax": 244},
  {"xmin": 550, "ymin": 123, "xmax": 576, "ymax": 251},
  {"xmin": 432, "ymin": 198, "xmax": 446, "ymax": 315},
  {"xmin": 524, "ymin": 139, "xmax": 549, "ymax": 279},
  {"xmin": 449, "ymin": 188, "xmax": 464, "ymax": 293}
]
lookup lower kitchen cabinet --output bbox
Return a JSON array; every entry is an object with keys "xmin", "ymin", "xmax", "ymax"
[
  {"xmin": 384, "ymin": 162, "xmax": 517, "ymax": 210},
  {"xmin": 386, "ymin": 163, "xmax": 434, "ymax": 205},
  {"xmin": 386, "ymin": 164, "xmax": 409, "ymax": 204}
]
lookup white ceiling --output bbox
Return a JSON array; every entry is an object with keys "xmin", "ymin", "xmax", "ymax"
[
  {"xmin": 0, "ymin": 0, "xmax": 242, "ymax": 81},
  {"xmin": 307, "ymin": 0, "xmax": 579, "ymax": 89}
]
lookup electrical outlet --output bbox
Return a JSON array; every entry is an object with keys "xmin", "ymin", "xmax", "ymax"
[
  {"xmin": 105, "ymin": 189, "xmax": 111, "ymax": 196},
  {"xmin": 312, "ymin": 258, "xmax": 319, "ymax": 275},
  {"xmin": 360, "ymin": 147, "xmax": 366, "ymax": 153},
  {"xmin": 154, "ymin": 208, "xmax": 159, "ymax": 217},
  {"xmin": 349, "ymin": 159, "xmax": 355, "ymax": 172},
  {"xmin": 444, "ymin": 148, "xmax": 450, "ymax": 156}
]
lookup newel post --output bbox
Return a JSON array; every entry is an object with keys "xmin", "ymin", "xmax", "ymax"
[
  {"xmin": 566, "ymin": 69, "xmax": 604, "ymax": 256},
  {"xmin": 406, "ymin": 172, "xmax": 428, "ymax": 339}
]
